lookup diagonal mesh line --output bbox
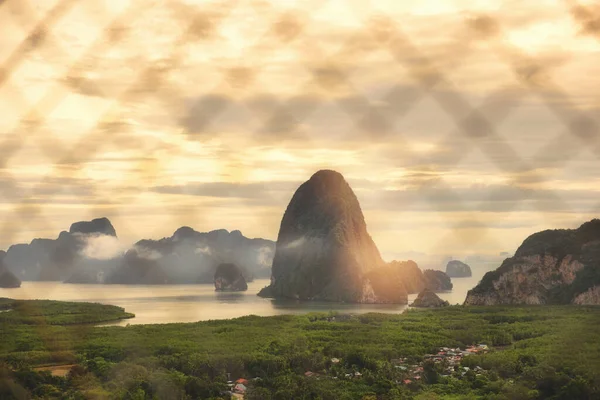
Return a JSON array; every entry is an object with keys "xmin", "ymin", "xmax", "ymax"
[
  {"xmin": 400, "ymin": 22, "xmax": 600, "ymax": 255},
  {"xmin": 0, "ymin": 3, "xmax": 161, "ymax": 169},
  {"xmin": 490, "ymin": 38, "xmax": 600, "ymax": 159},
  {"xmin": 178, "ymin": 0, "xmax": 331, "ymax": 142},
  {"xmin": 0, "ymin": 2, "xmax": 236, "ymax": 201},
  {"xmin": 2, "ymin": 1, "xmax": 308, "ymax": 254},
  {"xmin": 72, "ymin": 1, "xmax": 318, "ymax": 232},
  {"xmin": 212, "ymin": 16, "xmax": 531, "ymax": 257},
  {"xmin": 565, "ymin": 0, "xmax": 600, "ymax": 42},
  {"xmin": 0, "ymin": 3, "xmax": 161, "ymax": 245},
  {"xmin": 330, "ymin": 4, "xmax": 596, "ymax": 264},
  {"xmin": 0, "ymin": 0, "xmax": 79, "ymax": 88},
  {"xmin": 320, "ymin": 13, "xmax": 588, "ymax": 254},
  {"xmin": 467, "ymin": 17, "xmax": 600, "ymax": 208},
  {"xmin": 222, "ymin": 6, "xmax": 594, "ymax": 256},
  {"xmin": 380, "ymin": 22, "xmax": 579, "ymax": 206},
  {"xmin": 0, "ymin": 2, "xmax": 244, "ymax": 244},
  {"xmin": 157, "ymin": 2, "xmax": 336, "ymax": 230}
]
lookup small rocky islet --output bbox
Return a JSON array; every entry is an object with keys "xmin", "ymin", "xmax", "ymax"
[
  {"xmin": 446, "ymin": 260, "xmax": 472, "ymax": 278},
  {"xmin": 214, "ymin": 263, "xmax": 248, "ymax": 292}
]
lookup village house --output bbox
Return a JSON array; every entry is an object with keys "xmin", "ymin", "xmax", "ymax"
[
  {"xmin": 233, "ymin": 383, "xmax": 247, "ymax": 394},
  {"xmin": 393, "ymin": 344, "xmax": 490, "ymax": 385}
]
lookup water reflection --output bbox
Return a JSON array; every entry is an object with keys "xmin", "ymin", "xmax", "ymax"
[
  {"xmin": 215, "ymin": 291, "xmax": 246, "ymax": 303},
  {"xmin": 269, "ymin": 297, "xmax": 408, "ymax": 312},
  {"xmin": 0, "ymin": 275, "xmax": 483, "ymax": 326}
]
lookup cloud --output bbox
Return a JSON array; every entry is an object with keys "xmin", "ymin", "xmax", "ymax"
[
  {"xmin": 569, "ymin": 3, "xmax": 600, "ymax": 37},
  {"xmin": 179, "ymin": 94, "xmax": 233, "ymax": 134},
  {"xmin": 364, "ymin": 183, "xmax": 600, "ymax": 213},
  {"xmin": 133, "ymin": 246, "xmax": 163, "ymax": 261},
  {"xmin": 151, "ymin": 181, "xmax": 299, "ymax": 200},
  {"xmin": 150, "ymin": 177, "xmax": 600, "ymax": 215},
  {"xmin": 194, "ymin": 245, "xmax": 212, "ymax": 255},
  {"xmin": 77, "ymin": 234, "xmax": 126, "ymax": 260},
  {"xmin": 257, "ymin": 246, "xmax": 274, "ymax": 267},
  {"xmin": 281, "ymin": 237, "xmax": 305, "ymax": 250}
]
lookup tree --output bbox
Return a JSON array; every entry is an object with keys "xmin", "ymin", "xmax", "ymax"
[
  {"xmin": 423, "ymin": 360, "xmax": 439, "ymax": 384},
  {"xmin": 246, "ymin": 387, "xmax": 273, "ymax": 400}
]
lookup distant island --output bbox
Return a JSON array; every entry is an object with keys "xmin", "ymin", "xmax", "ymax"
[
  {"xmin": 446, "ymin": 260, "xmax": 472, "ymax": 278},
  {"xmin": 2, "ymin": 218, "xmax": 275, "ymax": 286}
]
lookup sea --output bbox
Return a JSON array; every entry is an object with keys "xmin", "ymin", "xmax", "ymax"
[{"xmin": 0, "ymin": 274, "xmax": 484, "ymax": 326}]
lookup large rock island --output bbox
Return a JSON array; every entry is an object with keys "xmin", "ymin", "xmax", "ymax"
[
  {"xmin": 446, "ymin": 260, "xmax": 472, "ymax": 278},
  {"xmin": 258, "ymin": 170, "xmax": 406, "ymax": 303},
  {"xmin": 465, "ymin": 219, "xmax": 600, "ymax": 305}
]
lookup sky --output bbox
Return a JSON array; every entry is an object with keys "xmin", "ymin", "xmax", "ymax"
[{"xmin": 0, "ymin": 0, "xmax": 599, "ymax": 259}]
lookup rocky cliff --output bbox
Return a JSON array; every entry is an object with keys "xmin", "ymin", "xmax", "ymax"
[
  {"xmin": 214, "ymin": 263, "xmax": 248, "ymax": 291},
  {"xmin": 464, "ymin": 219, "xmax": 600, "ymax": 305},
  {"xmin": 446, "ymin": 260, "xmax": 472, "ymax": 278},
  {"xmin": 258, "ymin": 170, "xmax": 403, "ymax": 303}
]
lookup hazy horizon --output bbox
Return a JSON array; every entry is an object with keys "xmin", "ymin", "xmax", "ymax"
[{"xmin": 0, "ymin": 214, "xmax": 516, "ymax": 264}]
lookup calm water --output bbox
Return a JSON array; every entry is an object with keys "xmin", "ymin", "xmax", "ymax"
[{"xmin": 0, "ymin": 275, "xmax": 483, "ymax": 326}]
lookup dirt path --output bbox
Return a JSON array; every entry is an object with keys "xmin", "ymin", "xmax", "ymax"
[{"xmin": 33, "ymin": 364, "xmax": 76, "ymax": 377}]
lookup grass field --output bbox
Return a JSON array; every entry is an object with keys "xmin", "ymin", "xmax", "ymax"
[{"xmin": 0, "ymin": 299, "xmax": 599, "ymax": 399}]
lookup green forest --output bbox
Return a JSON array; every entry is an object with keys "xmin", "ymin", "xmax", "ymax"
[{"xmin": 0, "ymin": 298, "xmax": 599, "ymax": 399}]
